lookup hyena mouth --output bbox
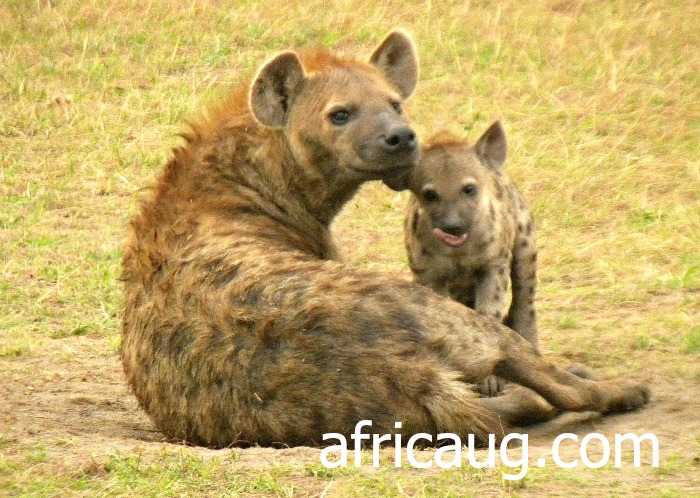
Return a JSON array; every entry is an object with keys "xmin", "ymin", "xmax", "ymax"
[
  {"xmin": 350, "ymin": 163, "xmax": 414, "ymax": 178},
  {"xmin": 433, "ymin": 228, "xmax": 468, "ymax": 247},
  {"xmin": 381, "ymin": 164, "xmax": 414, "ymax": 177}
]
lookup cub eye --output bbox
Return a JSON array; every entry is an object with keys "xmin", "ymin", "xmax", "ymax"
[
  {"xmin": 329, "ymin": 109, "xmax": 351, "ymax": 125},
  {"xmin": 422, "ymin": 188, "xmax": 440, "ymax": 203},
  {"xmin": 391, "ymin": 101, "xmax": 402, "ymax": 114},
  {"xmin": 462, "ymin": 184, "xmax": 478, "ymax": 197}
]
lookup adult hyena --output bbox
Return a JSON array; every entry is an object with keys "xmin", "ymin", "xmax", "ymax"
[
  {"xmin": 121, "ymin": 31, "xmax": 649, "ymax": 448},
  {"xmin": 402, "ymin": 122, "xmax": 539, "ymax": 396}
]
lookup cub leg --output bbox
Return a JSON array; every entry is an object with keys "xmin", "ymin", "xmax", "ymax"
[
  {"xmin": 473, "ymin": 264, "xmax": 510, "ymax": 397},
  {"xmin": 505, "ymin": 230, "xmax": 539, "ymax": 350}
]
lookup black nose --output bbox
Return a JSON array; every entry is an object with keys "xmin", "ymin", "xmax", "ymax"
[
  {"xmin": 383, "ymin": 125, "xmax": 417, "ymax": 152},
  {"xmin": 440, "ymin": 224, "xmax": 466, "ymax": 236}
]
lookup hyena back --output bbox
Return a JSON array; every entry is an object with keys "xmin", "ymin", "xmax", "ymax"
[
  {"xmin": 121, "ymin": 32, "xmax": 648, "ymax": 448},
  {"xmin": 404, "ymin": 122, "xmax": 539, "ymax": 350}
]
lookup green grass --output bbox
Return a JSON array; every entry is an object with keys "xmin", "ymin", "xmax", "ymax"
[
  {"xmin": 684, "ymin": 326, "xmax": 700, "ymax": 355},
  {"xmin": 1, "ymin": 0, "xmax": 699, "ymax": 496}
]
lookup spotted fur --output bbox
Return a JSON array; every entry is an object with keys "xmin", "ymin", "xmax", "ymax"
[
  {"xmin": 403, "ymin": 122, "xmax": 538, "ymax": 394},
  {"xmin": 121, "ymin": 35, "xmax": 648, "ymax": 448}
]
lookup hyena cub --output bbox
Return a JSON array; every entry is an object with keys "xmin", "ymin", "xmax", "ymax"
[{"xmin": 404, "ymin": 122, "xmax": 538, "ymax": 394}]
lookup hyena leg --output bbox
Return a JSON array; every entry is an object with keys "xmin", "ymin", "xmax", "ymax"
[
  {"xmin": 479, "ymin": 385, "xmax": 559, "ymax": 426},
  {"xmin": 494, "ymin": 335, "xmax": 650, "ymax": 415},
  {"xmin": 505, "ymin": 227, "xmax": 539, "ymax": 350},
  {"xmin": 473, "ymin": 264, "xmax": 510, "ymax": 324},
  {"xmin": 473, "ymin": 264, "xmax": 510, "ymax": 397},
  {"xmin": 476, "ymin": 365, "xmax": 607, "ymax": 426},
  {"xmin": 566, "ymin": 363, "xmax": 603, "ymax": 381}
]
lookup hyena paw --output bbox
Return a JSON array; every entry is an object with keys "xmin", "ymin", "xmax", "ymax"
[
  {"xmin": 566, "ymin": 363, "xmax": 603, "ymax": 381},
  {"xmin": 622, "ymin": 381, "xmax": 651, "ymax": 411},
  {"xmin": 607, "ymin": 381, "xmax": 651, "ymax": 413},
  {"xmin": 478, "ymin": 375, "xmax": 506, "ymax": 397}
]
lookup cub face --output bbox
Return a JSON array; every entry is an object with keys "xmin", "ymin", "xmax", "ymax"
[
  {"xmin": 414, "ymin": 145, "xmax": 491, "ymax": 247},
  {"xmin": 408, "ymin": 122, "xmax": 508, "ymax": 248}
]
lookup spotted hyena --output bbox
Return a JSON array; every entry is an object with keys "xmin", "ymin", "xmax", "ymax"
[
  {"xmin": 121, "ymin": 31, "xmax": 649, "ymax": 448},
  {"xmin": 402, "ymin": 122, "xmax": 538, "ymax": 395}
]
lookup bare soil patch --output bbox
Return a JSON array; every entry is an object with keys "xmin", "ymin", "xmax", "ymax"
[{"xmin": 2, "ymin": 334, "xmax": 699, "ymax": 495}]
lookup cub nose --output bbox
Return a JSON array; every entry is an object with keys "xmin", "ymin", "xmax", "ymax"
[
  {"xmin": 440, "ymin": 223, "xmax": 466, "ymax": 236},
  {"xmin": 383, "ymin": 125, "xmax": 417, "ymax": 152}
]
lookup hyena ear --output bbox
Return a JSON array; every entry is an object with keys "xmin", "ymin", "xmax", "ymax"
[
  {"xmin": 475, "ymin": 121, "xmax": 508, "ymax": 170},
  {"xmin": 369, "ymin": 30, "xmax": 419, "ymax": 99},
  {"xmin": 249, "ymin": 51, "xmax": 306, "ymax": 128}
]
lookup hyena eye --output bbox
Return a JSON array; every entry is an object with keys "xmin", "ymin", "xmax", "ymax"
[
  {"xmin": 329, "ymin": 109, "xmax": 351, "ymax": 126},
  {"xmin": 390, "ymin": 101, "xmax": 402, "ymax": 114},
  {"xmin": 422, "ymin": 189, "xmax": 440, "ymax": 203},
  {"xmin": 462, "ymin": 184, "xmax": 478, "ymax": 197}
]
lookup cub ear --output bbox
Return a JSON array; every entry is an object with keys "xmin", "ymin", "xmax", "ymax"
[
  {"xmin": 369, "ymin": 30, "xmax": 418, "ymax": 99},
  {"xmin": 249, "ymin": 51, "xmax": 306, "ymax": 128},
  {"xmin": 475, "ymin": 121, "xmax": 507, "ymax": 170}
]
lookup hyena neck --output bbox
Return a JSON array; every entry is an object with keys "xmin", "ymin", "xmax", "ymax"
[
  {"xmin": 270, "ymin": 137, "xmax": 363, "ymax": 228},
  {"xmin": 181, "ymin": 93, "xmax": 363, "ymax": 230},
  {"xmin": 207, "ymin": 132, "xmax": 359, "ymax": 259},
  {"xmin": 173, "ymin": 114, "xmax": 360, "ymax": 255},
  {"xmin": 293, "ymin": 175, "xmax": 362, "ymax": 227}
]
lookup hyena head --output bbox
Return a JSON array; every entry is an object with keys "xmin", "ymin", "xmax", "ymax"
[
  {"xmin": 249, "ymin": 31, "xmax": 419, "ymax": 185},
  {"xmin": 408, "ymin": 121, "xmax": 508, "ymax": 248}
]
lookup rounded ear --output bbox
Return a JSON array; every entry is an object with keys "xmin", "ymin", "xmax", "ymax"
[
  {"xmin": 249, "ymin": 51, "xmax": 306, "ymax": 128},
  {"xmin": 369, "ymin": 30, "xmax": 419, "ymax": 99},
  {"xmin": 475, "ymin": 121, "xmax": 508, "ymax": 170}
]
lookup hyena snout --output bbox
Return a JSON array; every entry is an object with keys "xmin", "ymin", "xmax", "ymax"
[
  {"xmin": 435, "ymin": 208, "xmax": 469, "ymax": 236},
  {"xmin": 359, "ymin": 118, "xmax": 419, "ymax": 180},
  {"xmin": 381, "ymin": 124, "xmax": 417, "ymax": 153}
]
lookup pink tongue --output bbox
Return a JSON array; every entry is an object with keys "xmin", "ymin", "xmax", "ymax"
[{"xmin": 433, "ymin": 228, "xmax": 468, "ymax": 247}]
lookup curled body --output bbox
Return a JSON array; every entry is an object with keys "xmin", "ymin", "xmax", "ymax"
[{"xmin": 121, "ymin": 33, "xmax": 648, "ymax": 448}]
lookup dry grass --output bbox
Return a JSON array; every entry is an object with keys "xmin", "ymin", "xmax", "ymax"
[{"xmin": 1, "ymin": 0, "xmax": 699, "ymax": 496}]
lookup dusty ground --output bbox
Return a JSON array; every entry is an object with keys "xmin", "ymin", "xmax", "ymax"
[{"xmin": 2, "ymin": 333, "xmax": 699, "ymax": 495}]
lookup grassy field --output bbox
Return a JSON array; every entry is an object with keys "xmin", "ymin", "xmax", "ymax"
[{"xmin": 1, "ymin": 0, "xmax": 699, "ymax": 496}]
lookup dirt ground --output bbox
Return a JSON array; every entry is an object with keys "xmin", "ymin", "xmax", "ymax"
[{"xmin": 2, "ymin": 333, "xmax": 699, "ymax": 495}]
